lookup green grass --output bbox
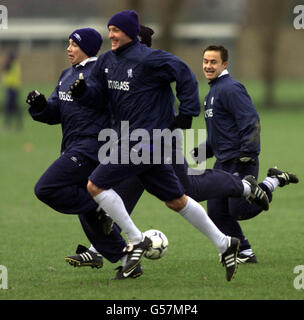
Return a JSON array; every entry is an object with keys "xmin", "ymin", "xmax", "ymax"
[
  {"xmin": 0, "ymin": 85, "xmax": 304, "ymax": 301},
  {"xmin": 198, "ymin": 79, "xmax": 304, "ymax": 109}
]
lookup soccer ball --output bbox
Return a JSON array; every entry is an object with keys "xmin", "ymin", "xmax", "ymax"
[{"xmin": 143, "ymin": 229, "xmax": 168, "ymax": 260}]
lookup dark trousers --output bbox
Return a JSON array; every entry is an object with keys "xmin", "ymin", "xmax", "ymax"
[
  {"xmin": 173, "ymin": 162, "xmax": 244, "ymax": 201},
  {"xmin": 34, "ymin": 152, "xmax": 144, "ymax": 262},
  {"xmin": 89, "ymin": 146, "xmax": 185, "ymax": 202},
  {"xmin": 207, "ymin": 157, "xmax": 272, "ymax": 252}
]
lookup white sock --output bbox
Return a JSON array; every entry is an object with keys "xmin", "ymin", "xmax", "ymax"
[
  {"xmin": 89, "ymin": 244, "xmax": 99, "ymax": 254},
  {"xmin": 178, "ymin": 196, "xmax": 229, "ymax": 253},
  {"xmin": 242, "ymin": 180, "xmax": 252, "ymax": 197},
  {"xmin": 239, "ymin": 248, "xmax": 253, "ymax": 256},
  {"xmin": 120, "ymin": 254, "xmax": 128, "ymax": 267},
  {"xmin": 262, "ymin": 177, "xmax": 279, "ymax": 192},
  {"xmin": 93, "ymin": 189, "xmax": 143, "ymax": 245}
]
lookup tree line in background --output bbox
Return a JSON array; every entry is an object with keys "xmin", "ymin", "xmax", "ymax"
[
  {"xmin": 124, "ymin": 0, "xmax": 297, "ymax": 109},
  {"xmin": 3, "ymin": 0, "xmax": 300, "ymax": 108}
]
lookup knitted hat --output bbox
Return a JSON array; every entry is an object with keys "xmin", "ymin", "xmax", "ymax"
[
  {"xmin": 107, "ymin": 10, "xmax": 140, "ymax": 40},
  {"xmin": 69, "ymin": 28, "xmax": 103, "ymax": 57}
]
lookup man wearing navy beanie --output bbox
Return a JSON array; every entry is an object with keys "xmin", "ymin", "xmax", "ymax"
[
  {"xmin": 107, "ymin": 10, "xmax": 140, "ymax": 40},
  {"xmin": 69, "ymin": 28, "xmax": 103, "ymax": 58},
  {"xmin": 26, "ymin": 27, "xmax": 144, "ymax": 272},
  {"xmin": 69, "ymin": 10, "xmax": 242, "ymax": 282}
]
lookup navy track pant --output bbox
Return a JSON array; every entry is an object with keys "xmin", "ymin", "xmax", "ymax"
[
  {"xmin": 207, "ymin": 158, "xmax": 272, "ymax": 252},
  {"xmin": 34, "ymin": 152, "xmax": 144, "ymax": 262}
]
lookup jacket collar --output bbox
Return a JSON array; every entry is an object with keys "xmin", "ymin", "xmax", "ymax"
[
  {"xmin": 74, "ymin": 57, "xmax": 97, "ymax": 68},
  {"xmin": 208, "ymin": 69, "xmax": 229, "ymax": 86},
  {"xmin": 113, "ymin": 39, "xmax": 139, "ymax": 55}
]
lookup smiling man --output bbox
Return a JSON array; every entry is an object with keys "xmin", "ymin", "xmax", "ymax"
[
  {"xmin": 201, "ymin": 45, "xmax": 262, "ymax": 263},
  {"xmin": 203, "ymin": 47, "xmax": 228, "ymax": 80},
  {"xmin": 68, "ymin": 11, "xmax": 242, "ymax": 282},
  {"xmin": 107, "ymin": 10, "xmax": 140, "ymax": 50},
  {"xmin": 191, "ymin": 45, "xmax": 299, "ymax": 264}
]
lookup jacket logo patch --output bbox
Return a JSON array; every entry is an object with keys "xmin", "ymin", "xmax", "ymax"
[
  {"xmin": 205, "ymin": 108, "xmax": 213, "ymax": 118},
  {"xmin": 59, "ymin": 91, "xmax": 73, "ymax": 102},
  {"xmin": 107, "ymin": 80, "xmax": 130, "ymax": 91},
  {"xmin": 73, "ymin": 33, "xmax": 81, "ymax": 41},
  {"xmin": 127, "ymin": 68, "xmax": 133, "ymax": 78}
]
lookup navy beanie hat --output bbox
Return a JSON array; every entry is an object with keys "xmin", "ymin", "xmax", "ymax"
[
  {"xmin": 69, "ymin": 28, "xmax": 103, "ymax": 57},
  {"xmin": 107, "ymin": 10, "xmax": 140, "ymax": 40}
]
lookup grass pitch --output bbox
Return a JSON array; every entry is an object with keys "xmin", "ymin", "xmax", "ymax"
[{"xmin": 0, "ymin": 86, "xmax": 303, "ymax": 301}]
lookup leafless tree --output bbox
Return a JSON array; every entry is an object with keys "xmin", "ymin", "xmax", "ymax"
[
  {"xmin": 158, "ymin": 0, "xmax": 184, "ymax": 52},
  {"xmin": 247, "ymin": 0, "xmax": 293, "ymax": 108}
]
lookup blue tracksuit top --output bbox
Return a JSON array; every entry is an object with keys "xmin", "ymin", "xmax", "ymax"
[
  {"xmin": 79, "ymin": 40, "xmax": 201, "ymax": 141},
  {"xmin": 29, "ymin": 59, "xmax": 110, "ymax": 162},
  {"xmin": 203, "ymin": 73, "xmax": 260, "ymax": 162}
]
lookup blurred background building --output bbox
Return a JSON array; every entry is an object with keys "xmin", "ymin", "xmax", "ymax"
[{"xmin": 0, "ymin": 0, "xmax": 303, "ymax": 108}]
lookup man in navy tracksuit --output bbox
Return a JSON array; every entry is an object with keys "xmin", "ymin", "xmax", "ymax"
[
  {"xmin": 193, "ymin": 45, "xmax": 298, "ymax": 263},
  {"xmin": 27, "ymin": 28, "xmax": 146, "ymax": 269},
  {"xmin": 69, "ymin": 10, "xmax": 244, "ymax": 281}
]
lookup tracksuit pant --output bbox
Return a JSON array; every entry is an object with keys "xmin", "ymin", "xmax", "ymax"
[
  {"xmin": 207, "ymin": 158, "xmax": 272, "ymax": 252},
  {"xmin": 34, "ymin": 152, "xmax": 144, "ymax": 262}
]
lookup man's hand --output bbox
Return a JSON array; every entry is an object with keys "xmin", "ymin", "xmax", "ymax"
[
  {"xmin": 26, "ymin": 90, "xmax": 47, "ymax": 111},
  {"xmin": 190, "ymin": 147, "xmax": 199, "ymax": 164},
  {"xmin": 169, "ymin": 114, "xmax": 192, "ymax": 130},
  {"xmin": 190, "ymin": 146, "xmax": 208, "ymax": 164},
  {"xmin": 68, "ymin": 73, "xmax": 86, "ymax": 98},
  {"xmin": 191, "ymin": 140, "xmax": 214, "ymax": 164}
]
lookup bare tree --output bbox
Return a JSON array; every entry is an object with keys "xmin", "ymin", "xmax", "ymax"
[
  {"xmin": 100, "ymin": 0, "xmax": 144, "ymax": 17},
  {"xmin": 247, "ymin": 0, "xmax": 293, "ymax": 108},
  {"xmin": 127, "ymin": 0, "xmax": 143, "ymax": 13},
  {"xmin": 158, "ymin": 0, "xmax": 184, "ymax": 52},
  {"xmin": 127, "ymin": 0, "xmax": 184, "ymax": 52}
]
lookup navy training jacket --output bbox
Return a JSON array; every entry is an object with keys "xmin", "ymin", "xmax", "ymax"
[
  {"xmin": 29, "ymin": 59, "xmax": 110, "ymax": 162},
  {"xmin": 203, "ymin": 74, "xmax": 260, "ymax": 162},
  {"xmin": 78, "ymin": 40, "xmax": 201, "ymax": 141}
]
